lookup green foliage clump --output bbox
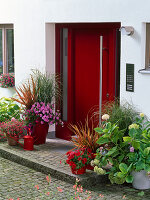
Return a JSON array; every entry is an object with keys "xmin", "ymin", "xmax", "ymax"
[
  {"xmin": 32, "ymin": 70, "xmax": 61, "ymax": 105},
  {"xmin": 103, "ymin": 101, "xmax": 138, "ymax": 131},
  {"xmin": 94, "ymin": 114, "xmax": 150, "ymax": 185},
  {"xmin": 0, "ymin": 97, "xmax": 20, "ymax": 122}
]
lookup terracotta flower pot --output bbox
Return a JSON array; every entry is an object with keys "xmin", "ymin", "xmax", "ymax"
[
  {"xmin": 32, "ymin": 122, "xmax": 49, "ymax": 145},
  {"xmin": 71, "ymin": 166, "xmax": 86, "ymax": 175},
  {"xmin": 7, "ymin": 135, "xmax": 18, "ymax": 146}
]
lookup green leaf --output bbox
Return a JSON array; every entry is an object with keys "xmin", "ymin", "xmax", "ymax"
[
  {"xmin": 117, "ymin": 172, "xmax": 125, "ymax": 178},
  {"xmin": 145, "ymin": 164, "xmax": 150, "ymax": 171},
  {"xmin": 131, "ymin": 140, "xmax": 140, "ymax": 150},
  {"xmin": 138, "ymin": 191, "xmax": 144, "ymax": 197},
  {"xmin": 96, "ymin": 137, "xmax": 109, "ymax": 145},
  {"xmin": 123, "ymin": 136, "xmax": 132, "ymax": 143},
  {"xmin": 106, "ymin": 122, "xmax": 111, "ymax": 129},
  {"xmin": 106, "ymin": 147, "xmax": 117, "ymax": 156},
  {"xmin": 94, "ymin": 127, "xmax": 103, "ymax": 134},
  {"xmin": 136, "ymin": 161, "xmax": 145, "ymax": 171},
  {"xmin": 126, "ymin": 175, "xmax": 133, "ymax": 183},
  {"xmin": 144, "ymin": 148, "xmax": 149, "ymax": 156},
  {"xmin": 119, "ymin": 163, "xmax": 128, "ymax": 174},
  {"xmin": 129, "ymin": 128, "xmax": 137, "ymax": 138},
  {"xmin": 118, "ymin": 155, "xmax": 124, "ymax": 163}
]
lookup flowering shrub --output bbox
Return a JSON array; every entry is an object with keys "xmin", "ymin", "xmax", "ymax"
[
  {"xmin": 0, "ymin": 73, "xmax": 15, "ymax": 88},
  {"xmin": 66, "ymin": 148, "xmax": 94, "ymax": 170},
  {"xmin": 23, "ymin": 102, "xmax": 63, "ymax": 129},
  {"xmin": 0, "ymin": 118, "xmax": 25, "ymax": 138},
  {"xmin": 94, "ymin": 113, "xmax": 150, "ymax": 185}
]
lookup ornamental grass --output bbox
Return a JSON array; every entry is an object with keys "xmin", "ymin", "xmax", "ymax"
[
  {"xmin": 69, "ymin": 117, "xmax": 100, "ymax": 153},
  {"xmin": 12, "ymin": 75, "xmax": 38, "ymax": 109}
]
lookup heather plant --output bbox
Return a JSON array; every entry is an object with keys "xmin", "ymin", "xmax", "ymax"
[
  {"xmin": 0, "ymin": 118, "xmax": 25, "ymax": 139},
  {"xmin": 23, "ymin": 102, "xmax": 63, "ymax": 130},
  {"xmin": 0, "ymin": 73, "xmax": 15, "ymax": 88}
]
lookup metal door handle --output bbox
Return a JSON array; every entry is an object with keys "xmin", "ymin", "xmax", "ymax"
[{"xmin": 99, "ymin": 36, "xmax": 103, "ymax": 126}]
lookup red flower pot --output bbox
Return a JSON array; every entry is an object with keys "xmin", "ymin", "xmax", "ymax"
[
  {"xmin": 32, "ymin": 122, "xmax": 49, "ymax": 145},
  {"xmin": 86, "ymin": 165, "xmax": 94, "ymax": 170},
  {"xmin": 71, "ymin": 166, "xmax": 86, "ymax": 175},
  {"xmin": 86, "ymin": 153, "xmax": 96, "ymax": 170}
]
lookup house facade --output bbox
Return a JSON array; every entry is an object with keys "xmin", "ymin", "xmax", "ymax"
[{"xmin": 0, "ymin": 0, "xmax": 150, "ymax": 137}]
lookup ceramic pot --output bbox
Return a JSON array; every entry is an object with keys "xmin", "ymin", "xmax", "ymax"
[
  {"xmin": 132, "ymin": 170, "xmax": 150, "ymax": 190},
  {"xmin": 7, "ymin": 135, "xmax": 18, "ymax": 146},
  {"xmin": 71, "ymin": 166, "xmax": 86, "ymax": 175},
  {"xmin": 32, "ymin": 122, "xmax": 49, "ymax": 145}
]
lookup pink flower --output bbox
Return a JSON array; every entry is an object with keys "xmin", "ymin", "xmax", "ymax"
[
  {"xmin": 57, "ymin": 187, "xmax": 63, "ymax": 192},
  {"xmin": 130, "ymin": 147, "xmax": 134, "ymax": 152},
  {"xmin": 11, "ymin": 117, "xmax": 16, "ymax": 122},
  {"xmin": 34, "ymin": 185, "xmax": 39, "ymax": 190},
  {"xmin": 46, "ymin": 176, "xmax": 51, "ymax": 183}
]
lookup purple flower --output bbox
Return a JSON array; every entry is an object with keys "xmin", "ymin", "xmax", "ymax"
[{"xmin": 130, "ymin": 147, "xmax": 134, "ymax": 152}]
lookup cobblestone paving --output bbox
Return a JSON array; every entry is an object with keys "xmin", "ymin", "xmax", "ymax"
[{"xmin": 1, "ymin": 157, "xmax": 150, "ymax": 200}]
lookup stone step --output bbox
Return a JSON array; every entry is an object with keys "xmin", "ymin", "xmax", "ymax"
[{"xmin": 0, "ymin": 140, "xmax": 108, "ymax": 187}]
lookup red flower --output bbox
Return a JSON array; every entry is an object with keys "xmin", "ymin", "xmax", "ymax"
[
  {"xmin": 78, "ymin": 157, "xmax": 82, "ymax": 161},
  {"xmin": 87, "ymin": 148, "xmax": 92, "ymax": 154},
  {"xmin": 82, "ymin": 158, "xmax": 87, "ymax": 164},
  {"xmin": 75, "ymin": 151, "xmax": 80, "ymax": 156},
  {"xmin": 71, "ymin": 163, "xmax": 76, "ymax": 169}
]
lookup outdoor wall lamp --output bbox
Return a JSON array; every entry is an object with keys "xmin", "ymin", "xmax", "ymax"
[{"xmin": 119, "ymin": 26, "xmax": 134, "ymax": 36}]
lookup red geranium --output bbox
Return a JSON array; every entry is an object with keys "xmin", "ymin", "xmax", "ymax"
[{"xmin": 65, "ymin": 148, "xmax": 92, "ymax": 170}]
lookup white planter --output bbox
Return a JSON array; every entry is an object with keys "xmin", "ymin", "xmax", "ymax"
[
  {"xmin": 0, "ymin": 87, "xmax": 15, "ymax": 98},
  {"xmin": 132, "ymin": 170, "xmax": 150, "ymax": 190}
]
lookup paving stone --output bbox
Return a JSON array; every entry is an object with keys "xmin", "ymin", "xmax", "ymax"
[{"xmin": 0, "ymin": 141, "xmax": 150, "ymax": 199}]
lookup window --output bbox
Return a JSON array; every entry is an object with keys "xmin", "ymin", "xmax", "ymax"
[{"xmin": 0, "ymin": 25, "xmax": 14, "ymax": 74}]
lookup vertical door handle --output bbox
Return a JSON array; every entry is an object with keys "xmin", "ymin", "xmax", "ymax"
[{"xmin": 99, "ymin": 36, "xmax": 103, "ymax": 126}]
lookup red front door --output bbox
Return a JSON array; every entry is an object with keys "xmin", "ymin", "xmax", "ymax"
[{"xmin": 56, "ymin": 23, "xmax": 120, "ymax": 140}]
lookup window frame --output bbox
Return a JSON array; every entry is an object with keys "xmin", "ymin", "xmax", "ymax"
[{"xmin": 0, "ymin": 24, "xmax": 14, "ymax": 74}]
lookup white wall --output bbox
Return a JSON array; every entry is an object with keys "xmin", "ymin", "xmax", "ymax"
[{"xmin": 0, "ymin": 0, "xmax": 150, "ymax": 116}]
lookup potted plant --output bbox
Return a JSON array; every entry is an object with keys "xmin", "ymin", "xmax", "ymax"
[
  {"xmin": 0, "ymin": 118, "xmax": 25, "ymax": 146},
  {"xmin": 65, "ymin": 148, "xmax": 92, "ymax": 175},
  {"xmin": 69, "ymin": 117, "xmax": 100, "ymax": 170},
  {"xmin": 93, "ymin": 113, "xmax": 150, "ymax": 189},
  {"xmin": 12, "ymin": 70, "xmax": 62, "ymax": 144},
  {"xmin": 0, "ymin": 73, "xmax": 15, "ymax": 88},
  {"xmin": 23, "ymin": 102, "xmax": 63, "ymax": 145}
]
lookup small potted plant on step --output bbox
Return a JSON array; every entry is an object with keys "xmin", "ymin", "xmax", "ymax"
[
  {"xmin": 65, "ymin": 148, "xmax": 91, "ymax": 175},
  {"xmin": 0, "ymin": 118, "xmax": 25, "ymax": 146}
]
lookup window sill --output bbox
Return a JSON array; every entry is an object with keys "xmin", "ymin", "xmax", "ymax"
[{"xmin": 138, "ymin": 68, "xmax": 150, "ymax": 74}]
